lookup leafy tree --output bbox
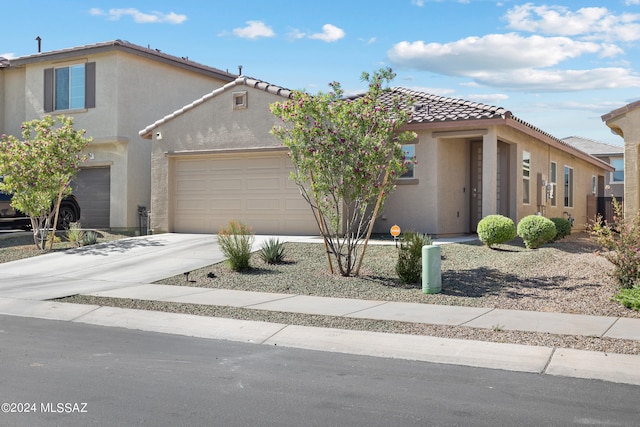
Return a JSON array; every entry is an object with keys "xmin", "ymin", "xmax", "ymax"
[
  {"xmin": 270, "ymin": 68, "xmax": 416, "ymax": 276},
  {"xmin": 0, "ymin": 115, "xmax": 91, "ymax": 249}
]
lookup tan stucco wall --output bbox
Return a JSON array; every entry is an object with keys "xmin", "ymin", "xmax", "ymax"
[
  {"xmin": 375, "ymin": 123, "xmax": 608, "ymax": 237},
  {"xmin": 604, "ymin": 108, "xmax": 640, "ymax": 218},
  {"xmin": 2, "ymin": 50, "xmax": 229, "ymax": 229},
  {"xmin": 149, "ymin": 84, "xmax": 289, "ymax": 233}
]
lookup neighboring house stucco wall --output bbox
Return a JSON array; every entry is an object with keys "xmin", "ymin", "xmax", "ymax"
[
  {"xmin": 603, "ymin": 100, "xmax": 640, "ymax": 219},
  {"xmin": 1, "ymin": 41, "xmax": 235, "ymax": 230}
]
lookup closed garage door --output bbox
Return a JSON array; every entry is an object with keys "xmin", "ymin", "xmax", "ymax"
[
  {"xmin": 171, "ymin": 152, "xmax": 317, "ymax": 234},
  {"xmin": 72, "ymin": 167, "xmax": 111, "ymax": 228}
]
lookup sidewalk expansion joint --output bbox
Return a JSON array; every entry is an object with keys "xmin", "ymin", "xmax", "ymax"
[
  {"xmin": 259, "ymin": 324, "xmax": 290, "ymax": 345},
  {"xmin": 542, "ymin": 347, "xmax": 557, "ymax": 374},
  {"xmin": 457, "ymin": 307, "xmax": 496, "ymax": 326},
  {"xmin": 600, "ymin": 317, "xmax": 621, "ymax": 338},
  {"xmin": 241, "ymin": 294, "xmax": 298, "ymax": 309},
  {"xmin": 341, "ymin": 301, "xmax": 390, "ymax": 317},
  {"xmin": 69, "ymin": 305, "xmax": 102, "ymax": 322}
]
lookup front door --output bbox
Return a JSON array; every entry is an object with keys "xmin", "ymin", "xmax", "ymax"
[{"xmin": 470, "ymin": 140, "xmax": 482, "ymax": 232}]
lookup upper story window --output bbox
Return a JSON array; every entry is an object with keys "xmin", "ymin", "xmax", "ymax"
[
  {"xmin": 44, "ymin": 62, "xmax": 95, "ymax": 112},
  {"xmin": 611, "ymin": 158, "xmax": 624, "ymax": 182},
  {"xmin": 400, "ymin": 144, "xmax": 415, "ymax": 179},
  {"xmin": 55, "ymin": 65, "xmax": 85, "ymax": 110}
]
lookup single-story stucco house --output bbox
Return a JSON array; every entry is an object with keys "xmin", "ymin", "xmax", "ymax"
[
  {"xmin": 602, "ymin": 99, "xmax": 640, "ymax": 219},
  {"xmin": 140, "ymin": 77, "xmax": 612, "ymax": 237}
]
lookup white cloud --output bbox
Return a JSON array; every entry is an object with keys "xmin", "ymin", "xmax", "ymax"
[
  {"xmin": 89, "ymin": 8, "xmax": 186, "ymax": 24},
  {"xmin": 0, "ymin": 53, "xmax": 15, "ymax": 59},
  {"xmin": 309, "ymin": 24, "xmax": 345, "ymax": 42},
  {"xmin": 412, "ymin": 0, "xmax": 425, "ymax": 6},
  {"xmin": 626, "ymin": 0, "xmax": 640, "ymax": 5},
  {"xmin": 467, "ymin": 93, "xmax": 509, "ymax": 103},
  {"xmin": 388, "ymin": 33, "xmax": 602, "ymax": 76},
  {"xmin": 505, "ymin": 4, "xmax": 640, "ymax": 42},
  {"xmin": 473, "ymin": 68, "xmax": 640, "ymax": 92},
  {"xmin": 232, "ymin": 21, "xmax": 275, "ymax": 39}
]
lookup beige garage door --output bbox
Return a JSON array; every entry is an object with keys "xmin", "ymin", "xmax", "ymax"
[{"xmin": 171, "ymin": 152, "xmax": 317, "ymax": 234}]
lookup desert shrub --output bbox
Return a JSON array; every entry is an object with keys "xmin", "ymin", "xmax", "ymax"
[
  {"xmin": 82, "ymin": 230, "xmax": 98, "ymax": 246},
  {"xmin": 590, "ymin": 198, "xmax": 640, "ymax": 289},
  {"xmin": 550, "ymin": 217, "xmax": 572, "ymax": 241},
  {"xmin": 396, "ymin": 231, "xmax": 432, "ymax": 284},
  {"xmin": 477, "ymin": 214, "xmax": 516, "ymax": 247},
  {"xmin": 66, "ymin": 222, "xmax": 84, "ymax": 247},
  {"xmin": 613, "ymin": 286, "xmax": 640, "ymax": 311},
  {"xmin": 517, "ymin": 215, "xmax": 557, "ymax": 249},
  {"xmin": 259, "ymin": 238, "xmax": 286, "ymax": 264},
  {"xmin": 217, "ymin": 220, "xmax": 254, "ymax": 271}
]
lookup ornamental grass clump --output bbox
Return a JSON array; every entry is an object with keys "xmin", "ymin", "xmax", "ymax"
[
  {"xmin": 396, "ymin": 230, "xmax": 432, "ymax": 284},
  {"xmin": 517, "ymin": 215, "xmax": 557, "ymax": 249},
  {"xmin": 590, "ymin": 198, "xmax": 640, "ymax": 289},
  {"xmin": 259, "ymin": 238, "xmax": 286, "ymax": 264},
  {"xmin": 477, "ymin": 214, "xmax": 516, "ymax": 248},
  {"xmin": 550, "ymin": 217, "xmax": 572, "ymax": 241},
  {"xmin": 217, "ymin": 220, "xmax": 254, "ymax": 272}
]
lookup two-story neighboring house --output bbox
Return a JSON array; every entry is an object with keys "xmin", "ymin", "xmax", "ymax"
[
  {"xmin": 0, "ymin": 40, "xmax": 236, "ymax": 230},
  {"xmin": 562, "ymin": 136, "xmax": 624, "ymax": 198}
]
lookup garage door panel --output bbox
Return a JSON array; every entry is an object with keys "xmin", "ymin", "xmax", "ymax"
[
  {"xmin": 172, "ymin": 154, "xmax": 316, "ymax": 234},
  {"xmin": 72, "ymin": 167, "xmax": 110, "ymax": 228}
]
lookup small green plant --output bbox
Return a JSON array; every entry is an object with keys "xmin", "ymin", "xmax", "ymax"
[
  {"xmin": 477, "ymin": 214, "xmax": 516, "ymax": 248},
  {"xmin": 66, "ymin": 222, "xmax": 84, "ymax": 247},
  {"xmin": 82, "ymin": 230, "xmax": 98, "ymax": 246},
  {"xmin": 517, "ymin": 215, "xmax": 557, "ymax": 249},
  {"xmin": 395, "ymin": 230, "xmax": 432, "ymax": 284},
  {"xmin": 589, "ymin": 198, "xmax": 640, "ymax": 289},
  {"xmin": 492, "ymin": 324, "xmax": 505, "ymax": 332},
  {"xmin": 259, "ymin": 238, "xmax": 286, "ymax": 264},
  {"xmin": 550, "ymin": 217, "xmax": 572, "ymax": 241},
  {"xmin": 613, "ymin": 286, "xmax": 640, "ymax": 311},
  {"xmin": 217, "ymin": 220, "xmax": 254, "ymax": 272}
]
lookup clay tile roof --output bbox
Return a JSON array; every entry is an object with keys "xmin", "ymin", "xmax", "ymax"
[
  {"xmin": 562, "ymin": 136, "xmax": 623, "ymax": 156},
  {"xmin": 601, "ymin": 99, "xmax": 640, "ymax": 122}
]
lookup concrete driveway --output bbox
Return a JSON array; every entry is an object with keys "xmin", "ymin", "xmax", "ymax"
[{"xmin": 0, "ymin": 234, "xmax": 226, "ymax": 300}]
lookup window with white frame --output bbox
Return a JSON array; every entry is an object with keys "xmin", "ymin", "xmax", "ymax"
[
  {"xmin": 522, "ymin": 151, "xmax": 530, "ymax": 204},
  {"xmin": 564, "ymin": 166, "xmax": 574, "ymax": 208},
  {"xmin": 550, "ymin": 161, "xmax": 557, "ymax": 206},
  {"xmin": 611, "ymin": 158, "xmax": 624, "ymax": 182},
  {"xmin": 400, "ymin": 144, "xmax": 415, "ymax": 179}
]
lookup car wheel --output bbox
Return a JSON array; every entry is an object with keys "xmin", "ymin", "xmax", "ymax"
[{"xmin": 56, "ymin": 206, "xmax": 77, "ymax": 230}]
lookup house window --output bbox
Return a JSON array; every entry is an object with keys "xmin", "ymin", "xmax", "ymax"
[
  {"xmin": 55, "ymin": 64, "xmax": 85, "ymax": 110},
  {"xmin": 522, "ymin": 151, "xmax": 530, "ymax": 204},
  {"xmin": 400, "ymin": 144, "xmax": 415, "ymax": 179},
  {"xmin": 233, "ymin": 91, "xmax": 248, "ymax": 110},
  {"xmin": 564, "ymin": 166, "xmax": 574, "ymax": 208},
  {"xmin": 611, "ymin": 158, "xmax": 624, "ymax": 182},
  {"xmin": 550, "ymin": 161, "xmax": 557, "ymax": 206},
  {"xmin": 44, "ymin": 62, "xmax": 95, "ymax": 113},
  {"xmin": 592, "ymin": 175, "xmax": 597, "ymax": 195}
]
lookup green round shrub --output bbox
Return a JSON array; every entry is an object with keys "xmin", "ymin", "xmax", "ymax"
[
  {"xmin": 550, "ymin": 217, "xmax": 572, "ymax": 241},
  {"xmin": 517, "ymin": 215, "xmax": 557, "ymax": 249},
  {"xmin": 477, "ymin": 215, "xmax": 516, "ymax": 247}
]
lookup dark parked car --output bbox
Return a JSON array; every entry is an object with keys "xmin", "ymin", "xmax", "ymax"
[{"xmin": 0, "ymin": 191, "xmax": 81, "ymax": 230}]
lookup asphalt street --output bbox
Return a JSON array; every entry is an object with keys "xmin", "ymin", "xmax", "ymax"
[{"xmin": 1, "ymin": 315, "xmax": 638, "ymax": 427}]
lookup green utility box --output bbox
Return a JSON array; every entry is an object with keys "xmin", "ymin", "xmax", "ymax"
[{"xmin": 422, "ymin": 245, "xmax": 442, "ymax": 294}]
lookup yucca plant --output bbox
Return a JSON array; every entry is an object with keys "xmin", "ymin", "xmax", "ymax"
[
  {"xmin": 259, "ymin": 238, "xmax": 286, "ymax": 264},
  {"xmin": 66, "ymin": 222, "xmax": 84, "ymax": 247},
  {"xmin": 82, "ymin": 230, "xmax": 98, "ymax": 246}
]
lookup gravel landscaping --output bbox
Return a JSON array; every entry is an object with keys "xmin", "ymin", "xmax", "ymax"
[{"xmin": 58, "ymin": 232, "xmax": 640, "ymax": 356}]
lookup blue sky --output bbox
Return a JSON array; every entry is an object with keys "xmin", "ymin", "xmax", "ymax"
[{"xmin": 2, "ymin": 0, "xmax": 639, "ymax": 145}]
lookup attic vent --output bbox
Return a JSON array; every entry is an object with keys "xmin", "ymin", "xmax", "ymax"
[{"xmin": 232, "ymin": 91, "xmax": 248, "ymax": 110}]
